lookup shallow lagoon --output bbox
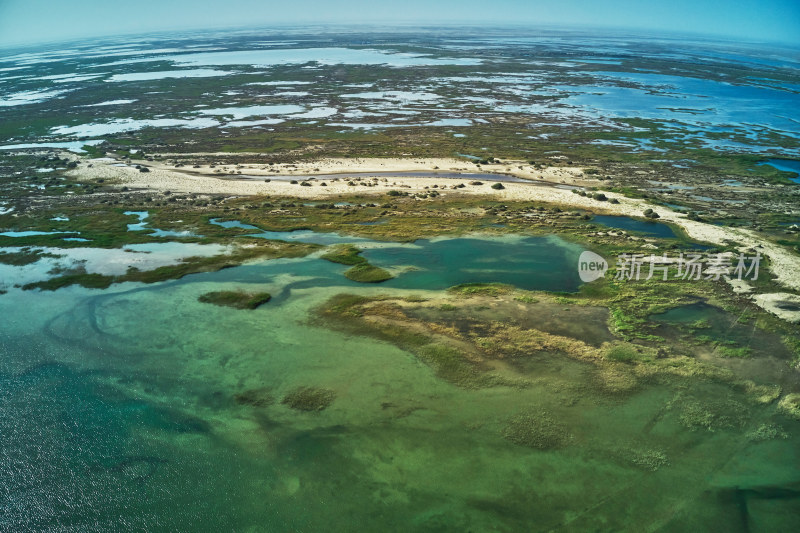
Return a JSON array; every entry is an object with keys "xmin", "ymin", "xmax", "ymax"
[
  {"xmin": 208, "ymin": 221, "xmax": 584, "ymax": 291},
  {"xmin": 0, "ymin": 230, "xmax": 798, "ymax": 530},
  {"xmin": 363, "ymin": 234, "xmax": 584, "ymax": 291}
]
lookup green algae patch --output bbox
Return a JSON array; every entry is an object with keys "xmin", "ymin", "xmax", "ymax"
[
  {"xmin": 714, "ymin": 345, "xmax": 752, "ymax": 358},
  {"xmin": 629, "ymin": 449, "xmax": 670, "ymax": 471},
  {"xmin": 777, "ymin": 393, "xmax": 800, "ymax": 420},
  {"xmin": 322, "ymin": 244, "xmax": 393, "ymax": 283},
  {"xmin": 198, "ymin": 291, "xmax": 272, "ymax": 310},
  {"xmin": 320, "ymin": 244, "xmax": 365, "ymax": 265},
  {"xmin": 344, "ymin": 263, "xmax": 393, "ymax": 283},
  {"xmin": 502, "ymin": 410, "xmax": 572, "ymax": 450},
  {"xmin": 677, "ymin": 395, "xmax": 749, "ymax": 432},
  {"xmin": 321, "ymin": 293, "xmax": 372, "ymax": 317},
  {"xmin": 735, "ymin": 380, "xmax": 782, "ymax": 405},
  {"xmin": 282, "ymin": 387, "xmax": 336, "ymax": 412},
  {"xmin": 447, "ymin": 283, "xmax": 513, "ymax": 297},
  {"xmin": 746, "ymin": 423, "xmax": 789, "ymax": 442},
  {"xmin": 783, "ymin": 336, "xmax": 800, "ymax": 368},
  {"xmin": 417, "ymin": 344, "xmax": 485, "ymax": 386},
  {"xmin": 604, "ymin": 342, "xmax": 646, "ymax": 364}
]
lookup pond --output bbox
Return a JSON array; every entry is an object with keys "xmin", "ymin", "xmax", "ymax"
[
  {"xmin": 363, "ymin": 234, "xmax": 584, "ymax": 292},
  {"xmin": 126, "ymin": 211, "xmax": 201, "ymax": 237},
  {"xmin": 591, "ymin": 215, "xmax": 677, "ymax": 238},
  {"xmin": 758, "ymin": 159, "xmax": 800, "ymax": 183}
]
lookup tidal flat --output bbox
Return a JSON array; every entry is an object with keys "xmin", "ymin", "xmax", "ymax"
[{"xmin": 1, "ymin": 26, "xmax": 799, "ymax": 532}]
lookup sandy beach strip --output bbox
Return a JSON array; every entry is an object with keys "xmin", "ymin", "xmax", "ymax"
[{"xmin": 66, "ymin": 155, "xmax": 800, "ymax": 297}]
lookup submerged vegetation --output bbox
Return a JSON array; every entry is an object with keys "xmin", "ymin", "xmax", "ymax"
[
  {"xmin": 503, "ymin": 411, "xmax": 572, "ymax": 450},
  {"xmin": 233, "ymin": 388, "xmax": 274, "ymax": 407},
  {"xmin": 316, "ymin": 282, "xmax": 797, "ymax": 406},
  {"xmin": 281, "ymin": 386, "xmax": 336, "ymax": 412}
]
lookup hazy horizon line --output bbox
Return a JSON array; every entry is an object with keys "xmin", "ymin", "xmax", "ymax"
[{"xmin": 2, "ymin": 21, "xmax": 798, "ymax": 53}]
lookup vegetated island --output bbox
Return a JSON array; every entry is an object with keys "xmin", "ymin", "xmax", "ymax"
[
  {"xmin": 198, "ymin": 290, "xmax": 272, "ymax": 309},
  {"xmin": 321, "ymin": 244, "xmax": 394, "ymax": 283}
]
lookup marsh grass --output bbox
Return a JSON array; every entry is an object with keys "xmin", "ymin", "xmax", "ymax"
[
  {"xmin": 321, "ymin": 244, "xmax": 393, "ymax": 283},
  {"xmin": 714, "ymin": 345, "xmax": 752, "ymax": 358},
  {"xmin": 604, "ymin": 343, "xmax": 643, "ymax": 363},
  {"xmin": 344, "ymin": 263, "xmax": 393, "ymax": 283},
  {"xmin": 417, "ymin": 344, "xmax": 483, "ymax": 386},
  {"xmin": 0, "ymin": 249, "xmax": 56, "ymax": 266},
  {"xmin": 198, "ymin": 291, "xmax": 272, "ymax": 310},
  {"xmin": 321, "ymin": 244, "xmax": 366, "ymax": 266},
  {"xmin": 448, "ymin": 283, "xmax": 513, "ymax": 297}
]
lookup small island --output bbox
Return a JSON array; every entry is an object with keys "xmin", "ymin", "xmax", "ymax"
[
  {"xmin": 198, "ymin": 290, "xmax": 272, "ymax": 309},
  {"xmin": 321, "ymin": 244, "xmax": 394, "ymax": 283}
]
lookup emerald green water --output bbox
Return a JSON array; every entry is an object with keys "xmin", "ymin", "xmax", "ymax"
[
  {"xmin": 365, "ymin": 234, "xmax": 584, "ymax": 291},
  {"xmin": 1, "ymin": 235, "xmax": 799, "ymax": 531}
]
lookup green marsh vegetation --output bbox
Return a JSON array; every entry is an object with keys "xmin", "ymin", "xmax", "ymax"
[
  {"xmin": 448, "ymin": 282, "xmax": 514, "ymax": 297},
  {"xmin": 316, "ymin": 266, "xmax": 798, "ymax": 398},
  {"xmin": 0, "ymin": 248, "xmax": 57, "ymax": 266},
  {"xmin": 198, "ymin": 290, "xmax": 272, "ymax": 309},
  {"xmin": 321, "ymin": 244, "xmax": 393, "ymax": 283},
  {"xmin": 778, "ymin": 393, "xmax": 800, "ymax": 419},
  {"xmin": 341, "ymin": 263, "xmax": 393, "ymax": 283},
  {"xmin": 320, "ymin": 244, "xmax": 368, "ymax": 266}
]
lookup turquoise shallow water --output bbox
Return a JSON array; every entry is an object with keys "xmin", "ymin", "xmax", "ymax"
[
  {"xmin": 363, "ymin": 234, "xmax": 583, "ymax": 291},
  {"xmin": 591, "ymin": 215, "xmax": 677, "ymax": 238},
  {"xmin": 1, "ymin": 234, "xmax": 799, "ymax": 531},
  {"xmin": 757, "ymin": 159, "xmax": 800, "ymax": 183}
]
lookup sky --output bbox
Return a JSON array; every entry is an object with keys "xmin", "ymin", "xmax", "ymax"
[{"xmin": 0, "ymin": 0, "xmax": 798, "ymax": 48}]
